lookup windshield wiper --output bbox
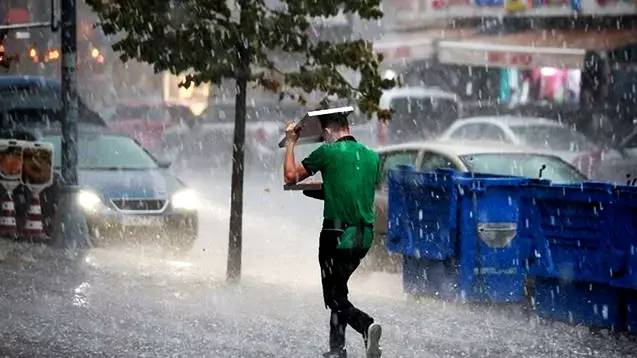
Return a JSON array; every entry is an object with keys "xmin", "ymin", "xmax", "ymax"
[
  {"xmin": 80, "ymin": 166, "xmax": 157, "ymax": 170},
  {"xmin": 81, "ymin": 166, "xmax": 123, "ymax": 170}
]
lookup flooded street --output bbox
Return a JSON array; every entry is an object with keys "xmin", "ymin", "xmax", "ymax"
[{"xmin": 0, "ymin": 168, "xmax": 635, "ymax": 357}]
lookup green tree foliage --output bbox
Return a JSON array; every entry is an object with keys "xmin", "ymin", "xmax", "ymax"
[{"xmin": 86, "ymin": 0, "xmax": 392, "ymax": 115}]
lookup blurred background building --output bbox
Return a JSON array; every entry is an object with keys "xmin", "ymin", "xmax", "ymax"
[{"xmin": 1, "ymin": 0, "xmax": 636, "ymax": 142}]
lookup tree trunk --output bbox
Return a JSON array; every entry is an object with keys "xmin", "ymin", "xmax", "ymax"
[
  {"xmin": 226, "ymin": 75, "xmax": 247, "ymax": 283},
  {"xmin": 61, "ymin": 0, "xmax": 79, "ymax": 186}
]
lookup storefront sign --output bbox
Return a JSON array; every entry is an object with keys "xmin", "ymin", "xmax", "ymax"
[
  {"xmin": 374, "ymin": 33, "xmax": 436, "ymax": 63},
  {"xmin": 383, "ymin": 0, "xmax": 635, "ymax": 29},
  {"xmin": 438, "ymin": 40, "xmax": 586, "ymax": 69}
]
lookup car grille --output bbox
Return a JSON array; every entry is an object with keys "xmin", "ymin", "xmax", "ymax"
[{"xmin": 111, "ymin": 199, "xmax": 166, "ymax": 212}]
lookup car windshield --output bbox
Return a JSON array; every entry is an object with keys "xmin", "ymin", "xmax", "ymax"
[
  {"xmin": 510, "ymin": 125, "xmax": 597, "ymax": 152},
  {"xmin": 460, "ymin": 153, "xmax": 586, "ymax": 183},
  {"xmin": 43, "ymin": 135, "xmax": 158, "ymax": 170}
]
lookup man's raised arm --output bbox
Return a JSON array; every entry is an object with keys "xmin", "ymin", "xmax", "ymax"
[{"xmin": 283, "ymin": 122, "xmax": 310, "ymax": 185}]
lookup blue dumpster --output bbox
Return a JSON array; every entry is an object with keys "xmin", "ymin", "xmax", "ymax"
[
  {"xmin": 387, "ymin": 167, "xmax": 457, "ymax": 260},
  {"xmin": 608, "ymin": 186, "xmax": 637, "ymax": 333},
  {"xmin": 625, "ymin": 290, "xmax": 637, "ymax": 333},
  {"xmin": 522, "ymin": 181, "xmax": 622, "ymax": 284},
  {"xmin": 520, "ymin": 181, "xmax": 633, "ymax": 331},
  {"xmin": 610, "ymin": 185, "xmax": 637, "ymax": 290},
  {"xmin": 388, "ymin": 168, "xmax": 538, "ymax": 302},
  {"xmin": 534, "ymin": 277, "xmax": 625, "ymax": 331}
]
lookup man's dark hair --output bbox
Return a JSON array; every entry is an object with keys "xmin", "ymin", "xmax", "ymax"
[{"xmin": 319, "ymin": 113, "xmax": 349, "ymax": 130}]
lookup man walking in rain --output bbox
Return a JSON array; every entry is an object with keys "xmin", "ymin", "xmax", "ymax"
[{"xmin": 283, "ymin": 110, "xmax": 383, "ymax": 358}]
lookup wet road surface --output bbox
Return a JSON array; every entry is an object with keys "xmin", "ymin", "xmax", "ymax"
[{"xmin": 1, "ymin": 169, "xmax": 636, "ymax": 357}]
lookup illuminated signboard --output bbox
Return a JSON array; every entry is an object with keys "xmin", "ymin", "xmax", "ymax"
[{"xmin": 383, "ymin": 0, "xmax": 636, "ymax": 29}]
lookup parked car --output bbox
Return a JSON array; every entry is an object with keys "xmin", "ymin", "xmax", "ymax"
[
  {"xmin": 439, "ymin": 116, "xmax": 608, "ymax": 178},
  {"xmin": 0, "ymin": 75, "xmax": 106, "ymax": 134},
  {"xmin": 366, "ymin": 140, "xmax": 587, "ymax": 271},
  {"xmin": 109, "ymin": 100, "xmax": 193, "ymax": 155},
  {"xmin": 167, "ymin": 101, "xmax": 304, "ymax": 170},
  {"xmin": 378, "ymin": 86, "xmax": 460, "ymax": 145},
  {"xmin": 594, "ymin": 127, "xmax": 637, "ymax": 184},
  {"xmin": 39, "ymin": 131, "xmax": 199, "ymax": 250}
]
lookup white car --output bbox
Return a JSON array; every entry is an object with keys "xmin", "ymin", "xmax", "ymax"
[
  {"xmin": 440, "ymin": 116, "xmax": 605, "ymax": 177},
  {"xmin": 594, "ymin": 127, "xmax": 637, "ymax": 184},
  {"xmin": 378, "ymin": 86, "xmax": 460, "ymax": 144},
  {"xmin": 367, "ymin": 140, "xmax": 586, "ymax": 271}
]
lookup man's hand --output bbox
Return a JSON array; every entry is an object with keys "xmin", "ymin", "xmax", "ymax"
[
  {"xmin": 285, "ymin": 122, "xmax": 299, "ymax": 145},
  {"xmin": 283, "ymin": 121, "xmax": 309, "ymax": 185}
]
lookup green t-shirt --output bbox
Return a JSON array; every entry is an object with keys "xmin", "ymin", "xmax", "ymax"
[{"xmin": 302, "ymin": 136, "xmax": 380, "ymax": 248}]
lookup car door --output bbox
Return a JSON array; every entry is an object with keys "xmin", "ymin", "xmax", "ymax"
[{"xmin": 374, "ymin": 149, "xmax": 420, "ymax": 239}]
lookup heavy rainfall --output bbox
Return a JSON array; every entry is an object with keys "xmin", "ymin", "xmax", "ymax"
[{"xmin": 1, "ymin": 0, "xmax": 637, "ymax": 357}]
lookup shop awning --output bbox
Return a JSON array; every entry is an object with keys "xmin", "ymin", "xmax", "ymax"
[
  {"xmin": 373, "ymin": 27, "xmax": 476, "ymax": 64},
  {"xmin": 438, "ymin": 28, "xmax": 637, "ymax": 69}
]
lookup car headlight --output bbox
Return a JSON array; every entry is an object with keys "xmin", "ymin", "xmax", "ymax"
[
  {"xmin": 172, "ymin": 189, "xmax": 200, "ymax": 211},
  {"xmin": 78, "ymin": 190, "xmax": 104, "ymax": 213}
]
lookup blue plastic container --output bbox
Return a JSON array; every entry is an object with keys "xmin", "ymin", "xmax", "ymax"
[
  {"xmin": 609, "ymin": 185, "xmax": 637, "ymax": 290},
  {"xmin": 389, "ymin": 168, "xmax": 537, "ymax": 302},
  {"xmin": 454, "ymin": 173, "xmax": 536, "ymax": 302},
  {"xmin": 522, "ymin": 182, "xmax": 624, "ymax": 284},
  {"xmin": 387, "ymin": 168, "xmax": 457, "ymax": 260},
  {"xmin": 534, "ymin": 277, "xmax": 625, "ymax": 331},
  {"xmin": 624, "ymin": 290, "xmax": 637, "ymax": 333}
]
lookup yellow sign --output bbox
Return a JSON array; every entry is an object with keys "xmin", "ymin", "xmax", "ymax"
[{"xmin": 505, "ymin": 0, "xmax": 527, "ymax": 11}]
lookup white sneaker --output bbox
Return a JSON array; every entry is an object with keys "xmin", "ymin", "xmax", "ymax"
[{"xmin": 366, "ymin": 323, "xmax": 382, "ymax": 358}]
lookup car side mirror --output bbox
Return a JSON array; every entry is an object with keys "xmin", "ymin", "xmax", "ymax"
[{"xmin": 157, "ymin": 159, "xmax": 172, "ymax": 169}]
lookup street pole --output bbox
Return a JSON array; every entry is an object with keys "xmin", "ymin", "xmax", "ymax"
[
  {"xmin": 61, "ymin": 0, "xmax": 78, "ymax": 185},
  {"xmin": 53, "ymin": 0, "xmax": 89, "ymax": 249}
]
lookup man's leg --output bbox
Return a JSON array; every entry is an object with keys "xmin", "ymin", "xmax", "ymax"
[
  {"xmin": 334, "ymin": 250, "xmax": 374, "ymax": 339},
  {"xmin": 325, "ymin": 249, "xmax": 374, "ymax": 338},
  {"xmin": 320, "ymin": 230, "xmax": 348, "ymax": 354},
  {"xmin": 329, "ymin": 310, "xmax": 347, "ymax": 352},
  {"xmin": 320, "ymin": 232, "xmax": 376, "ymax": 351}
]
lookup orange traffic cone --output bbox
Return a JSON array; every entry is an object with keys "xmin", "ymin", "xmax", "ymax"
[
  {"xmin": 23, "ymin": 191, "xmax": 47, "ymax": 241},
  {"xmin": 0, "ymin": 189, "xmax": 17, "ymax": 238}
]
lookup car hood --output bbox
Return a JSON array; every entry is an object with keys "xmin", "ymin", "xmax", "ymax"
[{"xmin": 78, "ymin": 168, "xmax": 182, "ymax": 200}]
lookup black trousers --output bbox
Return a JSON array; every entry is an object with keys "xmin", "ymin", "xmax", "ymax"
[{"xmin": 319, "ymin": 229, "xmax": 374, "ymax": 351}]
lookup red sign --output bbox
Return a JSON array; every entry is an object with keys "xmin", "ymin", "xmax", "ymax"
[
  {"xmin": 431, "ymin": 0, "xmax": 471, "ymax": 9},
  {"xmin": 3, "ymin": 8, "xmax": 30, "ymax": 24},
  {"xmin": 395, "ymin": 46, "xmax": 412, "ymax": 59},
  {"xmin": 488, "ymin": 52, "xmax": 533, "ymax": 66}
]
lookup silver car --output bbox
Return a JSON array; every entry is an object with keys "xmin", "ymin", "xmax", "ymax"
[{"xmin": 366, "ymin": 140, "xmax": 587, "ymax": 272}]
